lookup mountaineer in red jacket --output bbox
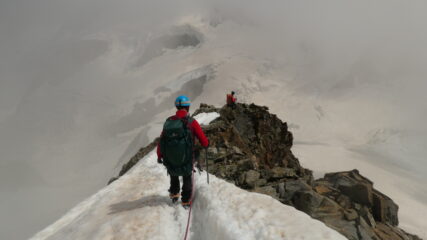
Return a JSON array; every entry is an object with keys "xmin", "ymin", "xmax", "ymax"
[
  {"xmin": 226, "ymin": 91, "xmax": 237, "ymax": 107},
  {"xmin": 157, "ymin": 95, "xmax": 209, "ymax": 208}
]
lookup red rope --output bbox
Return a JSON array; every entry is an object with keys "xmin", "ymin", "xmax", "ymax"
[{"xmin": 183, "ymin": 165, "xmax": 196, "ymax": 240}]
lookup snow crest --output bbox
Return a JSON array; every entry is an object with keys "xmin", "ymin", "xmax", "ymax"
[{"xmin": 31, "ymin": 113, "xmax": 345, "ymax": 240}]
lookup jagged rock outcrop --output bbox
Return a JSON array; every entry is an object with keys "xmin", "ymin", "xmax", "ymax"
[
  {"xmin": 112, "ymin": 103, "xmax": 422, "ymax": 240},
  {"xmin": 194, "ymin": 103, "xmax": 313, "ymax": 185}
]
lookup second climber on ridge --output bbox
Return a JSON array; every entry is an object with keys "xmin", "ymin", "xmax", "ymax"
[
  {"xmin": 157, "ymin": 95, "xmax": 209, "ymax": 208},
  {"xmin": 226, "ymin": 91, "xmax": 237, "ymax": 108}
]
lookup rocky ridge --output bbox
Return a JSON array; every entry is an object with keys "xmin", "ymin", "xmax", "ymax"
[{"xmin": 111, "ymin": 103, "xmax": 422, "ymax": 240}]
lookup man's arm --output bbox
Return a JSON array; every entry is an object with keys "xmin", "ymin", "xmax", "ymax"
[{"xmin": 191, "ymin": 120, "xmax": 209, "ymax": 147}]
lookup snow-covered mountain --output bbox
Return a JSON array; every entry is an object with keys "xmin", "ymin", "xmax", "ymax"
[
  {"xmin": 31, "ymin": 113, "xmax": 347, "ymax": 240},
  {"xmin": 1, "ymin": 0, "xmax": 427, "ymax": 239}
]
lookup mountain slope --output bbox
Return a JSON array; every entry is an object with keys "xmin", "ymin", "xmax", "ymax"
[
  {"xmin": 2, "ymin": 3, "xmax": 427, "ymax": 239},
  {"xmin": 31, "ymin": 112, "xmax": 346, "ymax": 240},
  {"xmin": 111, "ymin": 103, "xmax": 422, "ymax": 240}
]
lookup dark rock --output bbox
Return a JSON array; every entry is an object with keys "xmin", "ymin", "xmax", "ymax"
[
  {"xmin": 107, "ymin": 177, "xmax": 118, "ymax": 185},
  {"xmin": 360, "ymin": 206, "xmax": 376, "ymax": 228},
  {"xmin": 374, "ymin": 223, "xmax": 413, "ymax": 240},
  {"xmin": 239, "ymin": 170, "xmax": 260, "ymax": 189},
  {"xmin": 236, "ymin": 158, "xmax": 256, "ymax": 172},
  {"xmin": 292, "ymin": 190, "xmax": 344, "ymax": 220},
  {"xmin": 344, "ymin": 209, "xmax": 359, "ymax": 221},
  {"xmin": 325, "ymin": 219, "xmax": 359, "ymax": 240},
  {"xmin": 232, "ymin": 146, "xmax": 244, "ymax": 155},
  {"xmin": 254, "ymin": 185, "xmax": 278, "ymax": 199},
  {"xmin": 117, "ymin": 138, "xmax": 159, "ymax": 177},
  {"xmin": 277, "ymin": 183, "xmax": 286, "ymax": 199},
  {"xmin": 336, "ymin": 195, "xmax": 353, "ymax": 209},
  {"xmin": 284, "ymin": 179, "xmax": 312, "ymax": 194},
  {"xmin": 372, "ymin": 189, "xmax": 399, "ymax": 226},
  {"xmin": 192, "ymin": 103, "xmax": 219, "ymax": 115},
  {"xmin": 255, "ymin": 178, "xmax": 267, "ymax": 187},
  {"xmin": 277, "ymin": 179, "xmax": 312, "ymax": 203},
  {"xmin": 357, "ymin": 217, "xmax": 377, "ymax": 240},
  {"xmin": 267, "ymin": 167, "xmax": 297, "ymax": 180},
  {"xmin": 323, "ymin": 170, "xmax": 374, "ymax": 207},
  {"xmin": 314, "ymin": 184, "xmax": 334, "ymax": 195}
]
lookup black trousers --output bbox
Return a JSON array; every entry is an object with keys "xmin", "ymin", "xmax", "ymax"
[{"xmin": 169, "ymin": 174, "xmax": 192, "ymax": 202}]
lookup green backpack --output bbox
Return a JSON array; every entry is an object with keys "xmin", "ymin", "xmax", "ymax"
[{"xmin": 160, "ymin": 116, "xmax": 194, "ymax": 176}]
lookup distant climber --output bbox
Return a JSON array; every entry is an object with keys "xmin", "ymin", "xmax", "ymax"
[
  {"xmin": 226, "ymin": 91, "xmax": 237, "ymax": 107},
  {"xmin": 157, "ymin": 95, "xmax": 209, "ymax": 208}
]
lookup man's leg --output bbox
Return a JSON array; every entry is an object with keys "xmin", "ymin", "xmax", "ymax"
[
  {"xmin": 169, "ymin": 176, "xmax": 180, "ymax": 196},
  {"xmin": 181, "ymin": 174, "xmax": 192, "ymax": 203}
]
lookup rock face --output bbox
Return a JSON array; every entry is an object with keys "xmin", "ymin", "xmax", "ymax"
[
  {"xmin": 113, "ymin": 103, "xmax": 422, "ymax": 240},
  {"xmin": 194, "ymin": 103, "xmax": 313, "ymax": 186}
]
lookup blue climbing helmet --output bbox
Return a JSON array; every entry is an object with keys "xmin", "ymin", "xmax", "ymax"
[{"xmin": 175, "ymin": 95, "xmax": 191, "ymax": 107}]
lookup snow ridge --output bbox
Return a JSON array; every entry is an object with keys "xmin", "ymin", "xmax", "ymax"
[{"xmin": 31, "ymin": 113, "xmax": 345, "ymax": 240}]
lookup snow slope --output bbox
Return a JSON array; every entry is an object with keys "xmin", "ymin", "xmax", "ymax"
[{"xmin": 32, "ymin": 113, "xmax": 345, "ymax": 240}]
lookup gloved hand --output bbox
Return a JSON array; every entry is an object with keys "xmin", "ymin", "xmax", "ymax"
[{"xmin": 157, "ymin": 158, "xmax": 163, "ymax": 164}]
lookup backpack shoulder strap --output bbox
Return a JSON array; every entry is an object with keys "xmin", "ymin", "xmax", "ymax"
[
  {"xmin": 182, "ymin": 116, "xmax": 195, "ymax": 129},
  {"xmin": 180, "ymin": 116, "xmax": 189, "ymax": 129},
  {"xmin": 186, "ymin": 116, "xmax": 195, "ymax": 124}
]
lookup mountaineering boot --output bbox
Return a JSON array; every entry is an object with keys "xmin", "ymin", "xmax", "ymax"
[
  {"xmin": 169, "ymin": 193, "xmax": 180, "ymax": 203},
  {"xmin": 181, "ymin": 201, "xmax": 191, "ymax": 209}
]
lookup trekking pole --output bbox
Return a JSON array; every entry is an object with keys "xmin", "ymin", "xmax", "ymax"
[{"xmin": 205, "ymin": 148, "xmax": 209, "ymax": 184}]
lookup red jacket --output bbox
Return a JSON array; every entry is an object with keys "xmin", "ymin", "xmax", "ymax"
[
  {"xmin": 227, "ymin": 94, "xmax": 237, "ymax": 105},
  {"xmin": 157, "ymin": 109, "xmax": 209, "ymax": 159}
]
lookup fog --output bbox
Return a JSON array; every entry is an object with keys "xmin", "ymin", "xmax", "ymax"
[{"xmin": 1, "ymin": 0, "xmax": 426, "ymax": 239}]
